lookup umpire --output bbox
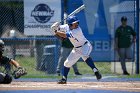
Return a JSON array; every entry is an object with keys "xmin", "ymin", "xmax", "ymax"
[
  {"xmin": 56, "ymin": 38, "xmax": 82, "ymax": 76},
  {"xmin": 115, "ymin": 16, "xmax": 136, "ymax": 75}
]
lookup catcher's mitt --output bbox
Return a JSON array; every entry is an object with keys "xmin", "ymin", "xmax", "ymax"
[{"xmin": 12, "ymin": 67, "xmax": 27, "ymax": 79}]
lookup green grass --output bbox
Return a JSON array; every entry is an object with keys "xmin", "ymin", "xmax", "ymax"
[
  {"xmin": 15, "ymin": 56, "xmax": 113, "ymax": 78},
  {"xmin": 69, "ymin": 62, "xmax": 113, "ymax": 75},
  {"xmin": 15, "ymin": 56, "xmax": 47, "ymax": 77},
  {"xmin": 15, "ymin": 56, "xmax": 139, "ymax": 79}
]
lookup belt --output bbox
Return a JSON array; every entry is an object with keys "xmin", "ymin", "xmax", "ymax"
[{"xmin": 75, "ymin": 41, "xmax": 88, "ymax": 48}]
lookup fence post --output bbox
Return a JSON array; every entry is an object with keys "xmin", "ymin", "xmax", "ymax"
[{"xmin": 135, "ymin": 0, "xmax": 139, "ymax": 74}]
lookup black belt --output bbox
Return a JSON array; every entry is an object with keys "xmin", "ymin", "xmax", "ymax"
[{"xmin": 75, "ymin": 41, "xmax": 88, "ymax": 48}]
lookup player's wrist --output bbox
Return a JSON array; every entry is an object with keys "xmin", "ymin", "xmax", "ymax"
[{"xmin": 16, "ymin": 66, "xmax": 22, "ymax": 69}]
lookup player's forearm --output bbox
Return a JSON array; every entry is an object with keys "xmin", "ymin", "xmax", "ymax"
[
  {"xmin": 55, "ymin": 31, "xmax": 67, "ymax": 38},
  {"xmin": 10, "ymin": 59, "xmax": 20, "ymax": 68}
]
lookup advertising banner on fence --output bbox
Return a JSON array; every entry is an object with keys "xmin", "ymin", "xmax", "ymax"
[{"xmin": 24, "ymin": 0, "xmax": 62, "ymax": 36}]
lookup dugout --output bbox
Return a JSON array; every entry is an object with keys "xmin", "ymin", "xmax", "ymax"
[{"xmin": 109, "ymin": 1, "xmax": 140, "ymax": 74}]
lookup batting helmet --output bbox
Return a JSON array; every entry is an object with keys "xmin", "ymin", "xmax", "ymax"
[{"xmin": 67, "ymin": 16, "xmax": 79, "ymax": 25}]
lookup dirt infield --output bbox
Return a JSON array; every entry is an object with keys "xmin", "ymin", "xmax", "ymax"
[{"xmin": 0, "ymin": 81, "xmax": 140, "ymax": 92}]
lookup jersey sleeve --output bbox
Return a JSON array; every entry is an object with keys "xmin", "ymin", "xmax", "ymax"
[
  {"xmin": 59, "ymin": 24, "xmax": 69, "ymax": 33},
  {"xmin": 66, "ymin": 31, "xmax": 73, "ymax": 38}
]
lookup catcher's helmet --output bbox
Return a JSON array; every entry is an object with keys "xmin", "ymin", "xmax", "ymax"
[{"xmin": 67, "ymin": 16, "xmax": 79, "ymax": 25}]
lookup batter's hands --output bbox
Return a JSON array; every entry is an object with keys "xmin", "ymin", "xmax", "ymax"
[{"xmin": 51, "ymin": 22, "xmax": 60, "ymax": 33}]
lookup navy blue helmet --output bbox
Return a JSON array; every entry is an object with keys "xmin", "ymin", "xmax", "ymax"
[{"xmin": 67, "ymin": 16, "xmax": 79, "ymax": 25}]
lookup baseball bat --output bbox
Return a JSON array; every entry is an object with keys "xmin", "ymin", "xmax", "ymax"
[
  {"xmin": 61, "ymin": 4, "xmax": 85, "ymax": 23},
  {"xmin": 50, "ymin": 4, "xmax": 85, "ymax": 35}
]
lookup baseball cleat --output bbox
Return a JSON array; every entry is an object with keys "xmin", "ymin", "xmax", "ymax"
[
  {"xmin": 57, "ymin": 78, "xmax": 67, "ymax": 84},
  {"xmin": 75, "ymin": 72, "xmax": 82, "ymax": 75},
  {"xmin": 123, "ymin": 71, "xmax": 130, "ymax": 75},
  {"xmin": 95, "ymin": 71, "xmax": 102, "ymax": 80}
]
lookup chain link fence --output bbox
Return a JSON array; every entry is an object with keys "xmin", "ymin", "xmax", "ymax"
[{"xmin": 0, "ymin": 0, "xmax": 23, "ymax": 36}]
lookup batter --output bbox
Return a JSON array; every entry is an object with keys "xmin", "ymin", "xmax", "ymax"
[{"xmin": 51, "ymin": 16, "xmax": 102, "ymax": 84}]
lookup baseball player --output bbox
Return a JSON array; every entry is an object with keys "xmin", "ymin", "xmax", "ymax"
[
  {"xmin": 0, "ymin": 39, "xmax": 27, "ymax": 84},
  {"xmin": 51, "ymin": 16, "xmax": 102, "ymax": 84}
]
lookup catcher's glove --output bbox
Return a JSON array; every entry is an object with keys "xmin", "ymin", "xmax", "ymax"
[{"xmin": 12, "ymin": 67, "xmax": 27, "ymax": 79}]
